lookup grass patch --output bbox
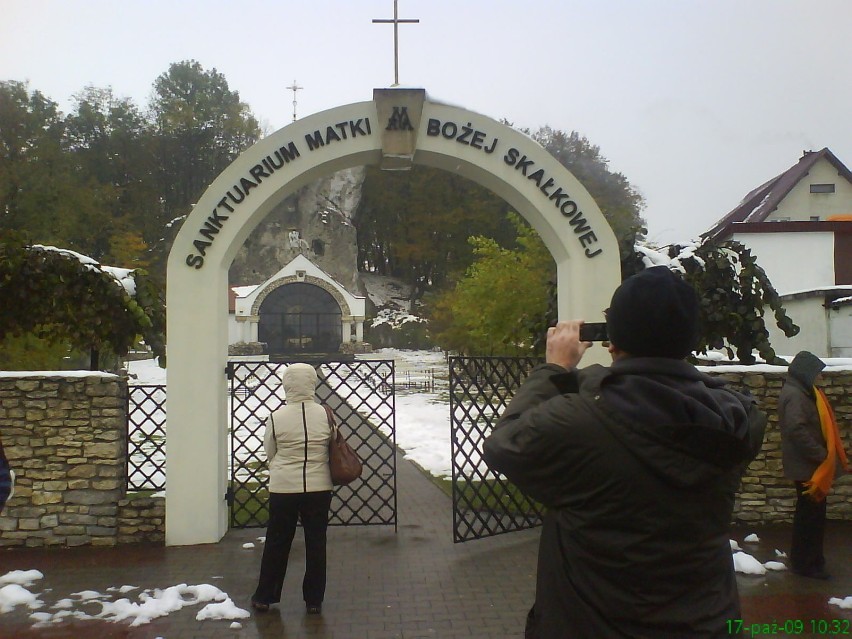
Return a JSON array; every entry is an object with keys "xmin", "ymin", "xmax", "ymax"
[{"xmin": 231, "ymin": 484, "xmax": 269, "ymax": 527}]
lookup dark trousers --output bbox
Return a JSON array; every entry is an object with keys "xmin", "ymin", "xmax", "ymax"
[
  {"xmin": 253, "ymin": 491, "xmax": 332, "ymax": 606},
  {"xmin": 790, "ymin": 481, "xmax": 827, "ymax": 574}
]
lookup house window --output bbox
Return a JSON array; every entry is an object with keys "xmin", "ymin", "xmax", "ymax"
[
  {"xmin": 311, "ymin": 239, "xmax": 325, "ymax": 256},
  {"xmin": 810, "ymin": 183, "xmax": 836, "ymax": 194},
  {"xmin": 810, "ymin": 216, "xmax": 820, "ymax": 222}
]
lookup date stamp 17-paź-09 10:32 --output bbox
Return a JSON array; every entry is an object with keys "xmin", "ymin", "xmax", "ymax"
[{"xmin": 727, "ymin": 618, "xmax": 851, "ymax": 636}]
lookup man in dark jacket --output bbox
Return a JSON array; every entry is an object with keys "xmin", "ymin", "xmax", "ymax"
[
  {"xmin": 483, "ymin": 266, "xmax": 766, "ymax": 639},
  {"xmin": 779, "ymin": 350, "xmax": 849, "ymax": 579}
]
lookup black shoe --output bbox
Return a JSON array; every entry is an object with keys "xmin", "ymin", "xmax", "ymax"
[
  {"xmin": 306, "ymin": 604, "xmax": 322, "ymax": 615},
  {"xmin": 251, "ymin": 598, "xmax": 270, "ymax": 612}
]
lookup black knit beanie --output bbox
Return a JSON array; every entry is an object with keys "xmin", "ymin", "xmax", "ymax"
[
  {"xmin": 605, "ymin": 266, "xmax": 700, "ymax": 359},
  {"xmin": 788, "ymin": 350, "xmax": 825, "ymax": 388}
]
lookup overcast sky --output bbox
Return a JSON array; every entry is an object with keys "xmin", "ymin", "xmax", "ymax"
[{"xmin": 3, "ymin": 0, "xmax": 851, "ymax": 244}]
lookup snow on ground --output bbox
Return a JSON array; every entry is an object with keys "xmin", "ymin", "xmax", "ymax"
[
  {"xmin": 733, "ymin": 551, "xmax": 767, "ymax": 575},
  {"xmin": 0, "ymin": 533, "xmax": 840, "ymax": 630},
  {"xmin": 0, "ymin": 570, "xmax": 249, "ymax": 627},
  {"xmin": 730, "ymin": 533, "xmax": 791, "ymax": 576}
]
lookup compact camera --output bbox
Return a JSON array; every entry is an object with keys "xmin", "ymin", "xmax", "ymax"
[{"xmin": 579, "ymin": 322, "xmax": 608, "ymax": 342}]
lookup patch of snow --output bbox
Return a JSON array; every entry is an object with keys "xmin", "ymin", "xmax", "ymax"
[
  {"xmin": 733, "ymin": 552, "xmax": 766, "ymax": 575},
  {"xmin": 370, "ymin": 307, "xmax": 425, "ymax": 329},
  {"xmin": 729, "ymin": 539, "xmax": 742, "ymax": 552},
  {"xmin": 195, "ymin": 597, "xmax": 250, "ymax": 622},
  {"xmin": 71, "ymin": 590, "xmax": 105, "ymax": 601},
  {"xmin": 0, "ymin": 570, "xmax": 43, "ymax": 588},
  {"xmin": 231, "ymin": 285, "xmax": 257, "ymax": 298},
  {"xmin": 0, "ymin": 584, "xmax": 43, "ymax": 613},
  {"xmin": 763, "ymin": 561, "xmax": 787, "ymax": 571},
  {"xmin": 829, "ymin": 596, "xmax": 852, "ymax": 609},
  {"xmin": 0, "ymin": 570, "xmax": 249, "ymax": 630},
  {"xmin": 744, "ymin": 533, "xmax": 760, "ymax": 543},
  {"xmin": 31, "ymin": 245, "xmax": 139, "ymax": 297}
]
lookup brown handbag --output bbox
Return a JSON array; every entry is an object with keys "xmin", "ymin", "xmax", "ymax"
[{"xmin": 323, "ymin": 405, "xmax": 363, "ymax": 486}]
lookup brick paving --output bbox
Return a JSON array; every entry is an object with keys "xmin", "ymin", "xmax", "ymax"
[{"xmin": 1, "ymin": 451, "xmax": 851, "ymax": 638}]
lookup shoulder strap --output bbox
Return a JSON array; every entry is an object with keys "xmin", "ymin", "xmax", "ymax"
[
  {"xmin": 323, "ymin": 405, "xmax": 337, "ymax": 435},
  {"xmin": 270, "ymin": 412, "xmax": 275, "ymax": 438},
  {"xmin": 323, "ymin": 404, "xmax": 335, "ymax": 425}
]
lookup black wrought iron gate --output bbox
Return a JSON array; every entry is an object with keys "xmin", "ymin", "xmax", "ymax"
[
  {"xmin": 449, "ymin": 356, "xmax": 545, "ymax": 542},
  {"xmin": 228, "ymin": 359, "xmax": 397, "ymax": 530}
]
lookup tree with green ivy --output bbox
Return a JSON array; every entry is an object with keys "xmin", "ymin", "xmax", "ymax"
[
  {"xmin": 0, "ymin": 233, "xmax": 165, "ymax": 370},
  {"xmin": 634, "ymin": 239, "xmax": 800, "ymax": 365},
  {"xmin": 432, "ymin": 213, "xmax": 799, "ymax": 363}
]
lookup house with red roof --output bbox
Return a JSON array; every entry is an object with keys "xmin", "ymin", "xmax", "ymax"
[{"xmin": 704, "ymin": 148, "xmax": 852, "ymax": 358}]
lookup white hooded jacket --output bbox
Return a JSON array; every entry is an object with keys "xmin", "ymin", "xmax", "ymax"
[{"xmin": 264, "ymin": 364, "xmax": 333, "ymax": 493}]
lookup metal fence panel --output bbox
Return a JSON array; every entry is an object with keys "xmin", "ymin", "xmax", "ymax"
[
  {"xmin": 450, "ymin": 356, "xmax": 545, "ymax": 542},
  {"xmin": 127, "ymin": 384, "xmax": 167, "ymax": 492},
  {"xmin": 228, "ymin": 359, "xmax": 397, "ymax": 529}
]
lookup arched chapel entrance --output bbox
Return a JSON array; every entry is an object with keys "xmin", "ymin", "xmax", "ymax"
[
  {"xmin": 166, "ymin": 88, "xmax": 622, "ymax": 545},
  {"xmin": 258, "ymin": 282, "xmax": 343, "ymax": 354}
]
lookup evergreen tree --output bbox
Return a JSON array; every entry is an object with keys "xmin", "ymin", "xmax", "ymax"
[
  {"xmin": 149, "ymin": 61, "xmax": 260, "ymax": 217},
  {"xmin": 531, "ymin": 126, "xmax": 646, "ymax": 274},
  {"xmin": 65, "ymin": 86, "xmax": 158, "ymax": 265},
  {"xmin": 0, "ymin": 81, "xmax": 73, "ymax": 244}
]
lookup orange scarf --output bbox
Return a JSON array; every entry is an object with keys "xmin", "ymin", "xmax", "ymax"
[{"xmin": 804, "ymin": 387, "xmax": 850, "ymax": 501}]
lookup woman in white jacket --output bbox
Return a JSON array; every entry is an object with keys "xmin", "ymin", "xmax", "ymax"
[{"xmin": 251, "ymin": 363, "xmax": 333, "ymax": 615}]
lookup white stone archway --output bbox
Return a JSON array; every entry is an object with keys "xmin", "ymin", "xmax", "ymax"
[{"xmin": 165, "ymin": 89, "xmax": 621, "ymax": 545}]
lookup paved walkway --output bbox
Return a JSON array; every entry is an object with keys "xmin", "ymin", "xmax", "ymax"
[{"xmin": 2, "ymin": 452, "xmax": 851, "ymax": 638}]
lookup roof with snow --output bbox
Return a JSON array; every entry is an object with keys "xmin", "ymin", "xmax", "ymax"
[{"xmin": 704, "ymin": 148, "xmax": 852, "ymax": 240}]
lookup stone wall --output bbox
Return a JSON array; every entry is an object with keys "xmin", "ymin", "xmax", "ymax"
[
  {"xmin": 0, "ymin": 373, "xmax": 165, "ymax": 548},
  {"xmin": 704, "ymin": 369, "xmax": 852, "ymax": 523},
  {"xmin": 1, "ymin": 369, "xmax": 850, "ymax": 548}
]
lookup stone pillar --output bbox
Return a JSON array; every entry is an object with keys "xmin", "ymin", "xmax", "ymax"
[{"xmin": 356, "ymin": 321, "xmax": 364, "ymax": 342}]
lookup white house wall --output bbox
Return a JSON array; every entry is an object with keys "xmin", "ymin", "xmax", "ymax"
[
  {"xmin": 770, "ymin": 158, "xmax": 852, "ymax": 221},
  {"xmin": 733, "ymin": 231, "xmax": 834, "ymax": 295},
  {"xmin": 829, "ymin": 304, "xmax": 852, "ymax": 357},
  {"xmin": 765, "ymin": 297, "xmax": 829, "ymax": 358}
]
